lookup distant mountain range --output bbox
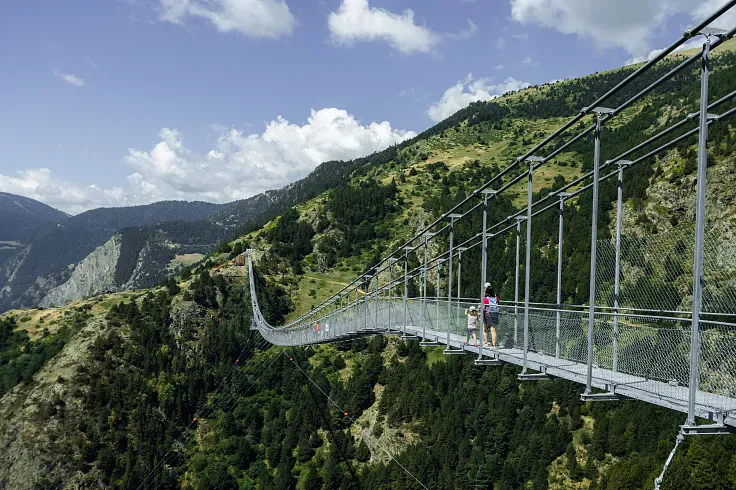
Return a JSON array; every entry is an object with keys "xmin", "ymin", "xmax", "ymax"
[
  {"xmin": 0, "ymin": 153, "xmax": 378, "ymax": 312},
  {"xmin": 0, "ymin": 192, "xmax": 69, "ymax": 243},
  {"xmin": 0, "ymin": 196, "xmax": 233, "ymax": 312}
]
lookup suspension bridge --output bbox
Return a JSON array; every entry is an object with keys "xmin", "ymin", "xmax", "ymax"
[{"xmin": 247, "ymin": 2, "xmax": 736, "ymax": 439}]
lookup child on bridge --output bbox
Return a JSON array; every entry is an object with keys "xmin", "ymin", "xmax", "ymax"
[{"xmin": 464, "ymin": 305, "xmax": 479, "ymax": 347}]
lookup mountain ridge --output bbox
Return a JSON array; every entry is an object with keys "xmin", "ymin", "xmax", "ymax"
[{"xmin": 0, "ymin": 192, "xmax": 69, "ymax": 243}]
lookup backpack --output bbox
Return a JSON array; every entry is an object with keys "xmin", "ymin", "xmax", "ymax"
[{"xmin": 486, "ymin": 296, "xmax": 500, "ymax": 313}]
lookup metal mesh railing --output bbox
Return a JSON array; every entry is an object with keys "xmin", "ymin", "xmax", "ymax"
[
  {"xmin": 249, "ymin": 243, "xmax": 736, "ymax": 420},
  {"xmin": 596, "ymin": 226, "xmax": 736, "ymax": 315}
]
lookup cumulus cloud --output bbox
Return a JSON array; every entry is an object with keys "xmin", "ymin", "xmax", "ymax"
[
  {"xmin": 328, "ymin": 0, "xmax": 440, "ymax": 54},
  {"xmin": 427, "ymin": 75, "xmax": 530, "ymax": 123},
  {"xmin": 0, "ymin": 169, "xmax": 124, "ymax": 215},
  {"xmin": 124, "ymin": 109, "xmax": 415, "ymax": 203},
  {"xmin": 327, "ymin": 0, "xmax": 475, "ymax": 54},
  {"xmin": 510, "ymin": 0, "xmax": 734, "ymax": 57},
  {"xmin": 54, "ymin": 70, "xmax": 85, "ymax": 87},
  {"xmin": 0, "ymin": 109, "xmax": 415, "ymax": 214},
  {"xmin": 158, "ymin": 0, "xmax": 295, "ymax": 38}
]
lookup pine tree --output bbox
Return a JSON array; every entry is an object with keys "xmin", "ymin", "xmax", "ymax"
[
  {"xmin": 303, "ymin": 464, "xmax": 322, "ymax": 490},
  {"xmin": 474, "ymin": 465, "xmax": 492, "ymax": 489},
  {"xmin": 323, "ymin": 450, "xmax": 342, "ymax": 489},
  {"xmin": 570, "ymin": 405, "xmax": 583, "ymax": 431},
  {"xmin": 355, "ymin": 439, "xmax": 371, "ymax": 462},
  {"xmin": 566, "ymin": 443, "xmax": 582, "ymax": 481}
]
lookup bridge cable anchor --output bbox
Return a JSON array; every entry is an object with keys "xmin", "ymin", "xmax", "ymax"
[
  {"xmin": 680, "ymin": 411, "xmax": 734, "ymax": 436},
  {"xmin": 518, "ymin": 365, "xmax": 552, "ymax": 381}
]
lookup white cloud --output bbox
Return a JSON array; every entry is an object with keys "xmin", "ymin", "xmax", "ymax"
[
  {"xmin": 427, "ymin": 74, "xmax": 531, "ymax": 123},
  {"xmin": 509, "ymin": 0, "xmax": 736, "ymax": 57},
  {"xmin": 693, "ymin": 0, "xmax": 736, "ymax": 31},
  {"xmin": 0, "ymin": 169, "xmax": 124, "ymax": 215},
  {"xmin": 328, "ymin": 0, "xmax": 472, "ymax": 54},
  {"xmin": 158, "ymin": 0, "xmax": 295, "ymax": 38},
  {"xmin": 522, "ymin": 56, "xmax": 532, "ymax": 64},
  {"xmin": 447, "ymin": 19, "xmax": 478, "ymax": 41},
  {"xmin": 124, "ymin": 110, "xmax": 415, "ymax": 203},
  {"xmin": 493, "ymin": 64, "xmax": 505, "ymax": 70},
  {"xmin": 624, "ymin": 38, "xmax": 708, "ymax": 65},
  {"xmin": 54, "ymin": 70, "xmax": 85, "ymax": 87},
  {"xmin": 0, "ymin": 109, "xmax": 415, "ymax": 214}
]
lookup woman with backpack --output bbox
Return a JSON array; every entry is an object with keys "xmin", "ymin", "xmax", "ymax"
[{"xmin": 483, "ymin": 283, "xmax": 500, "ymax": 349}]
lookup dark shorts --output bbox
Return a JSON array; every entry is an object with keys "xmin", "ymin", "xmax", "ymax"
[{"xmin": 485, "ymin": 312, "xmax": 500, "ymax": 326}]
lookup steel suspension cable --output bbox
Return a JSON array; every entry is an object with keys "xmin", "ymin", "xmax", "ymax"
[
  {"xmin": 286, "ymin": 18, "xmax": 736, "ymax": 321},
  {"xmin": 285, "ymin": 349, "xmax": 429, "ymax": 490},
  {"xmin": 148, "ymin": 339, "xmax": 283, "ymax": 490},
  {"xmin": 149, "ymin": 341, "xmax": 284, "ymax": 490},
  {"xmin": 136, "ymin": 331, "xmax": 265, "ymax": 489},
  {"xmin": 139, "ymin": 334, "xmax": 272, "ymax": 489}
]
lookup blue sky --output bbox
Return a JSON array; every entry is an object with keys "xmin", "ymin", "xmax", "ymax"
[{"xmin": 1, "ymin": 0, "xmax": 733, "ymax": 213}]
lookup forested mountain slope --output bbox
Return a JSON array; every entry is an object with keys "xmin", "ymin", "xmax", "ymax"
[
  {"xmin": 0, "ymin": 192, "xmax": 68, "ymax": 243},
  {"xmin": 1, "ymin": 42, "xmax": 736, "ymax": 490},
  {"xmin": 0, "ymin": 200, "xmax": 230, "ymax": 313}
]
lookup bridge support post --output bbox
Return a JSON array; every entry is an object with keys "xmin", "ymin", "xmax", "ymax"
[
  {"xmin": 514, "ymin": 217, "xmax": 523, "ymax": 349},
  {"xmin": 339, "ymin": 294, "xmax": 344, "ymax": 338},
  {"xmin": 374, "ymin": 273, "xmax": 380, "ymax": 332},
  {"xmin": 364, "ymin": 279, "xmax": 368, "ymax": 332},
  {"xmin": 445, "ymin": 215, "xmax": 464, "ymax": 354},
  {"xmin": 436, "ymin": 262, "xmax": 441, "ymax": 333},
  {"xmin": 612, "ymin": 161, "xmax": 630, "ymax": 373},
  {"xmin": 355, "ymin": 288, "xmax": 359, "ymax": 333},
  {"xmin": 584, "ymin": 107, "xmax": 614, "ymax": 396},
  {"xmin": 401, "ymin": 248, "xmax": 417, "ymax": 339},
  {"xmin": 420, "ymin": 234, "xmax": 439, "ymax": 346},
  {"xmin": 388, "ymin": 260, "xmax": 393, "ymax": 331},
  {"xmin": 404, "ymin": 248, "xmax": 409, "ymax": 337},
  {"xmin": 421, "ymin": 235, "xmax": 428, "ymax": 340},
  {"xmin": 685, "ymin": 30, "xmax": 722, "ymax": 430},
  {"xmin": 387, "ymin": 257, "xmax": 399, "ymax": 332},
  {"xmin": 556, "ymin": 193, "xmax": 570, "ymax": 359},
  {"xmin": 521, "ymin": 157, "xmax": 543, "ymax": 375},
  {"xmin": 479, "ymin": 191, "xmax": 494, "ymax": 357},
  {"xmin": 456, "ymin": 247, "xmax": 465, "ymax": 343}
]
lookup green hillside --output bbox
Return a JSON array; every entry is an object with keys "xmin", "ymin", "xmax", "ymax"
[{"xmin": 1, "ymin": 41, "xmax": 736, "ymax": 490}]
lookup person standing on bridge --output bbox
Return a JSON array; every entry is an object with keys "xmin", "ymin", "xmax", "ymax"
[
  {"xmin": 464, "ymin": 305, "xmax": 479, "ymax": 347},
  {"xmin": 483, "ymin": 283, "xmax": 500, "ymax": 349}
]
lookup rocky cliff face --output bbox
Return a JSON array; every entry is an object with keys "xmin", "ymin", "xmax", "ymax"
[
  {"xmin": 39, "ymin": 235, "xmax": 121, "ymax": 307},
  {"xmin": 0, "ymin": 311, "xmax": 112, "ymax": 489}
]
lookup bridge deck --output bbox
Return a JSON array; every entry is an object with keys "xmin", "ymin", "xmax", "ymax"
[{"xmin": 259, "ymin": 299, "xmax": 736, "ymax": 428}]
